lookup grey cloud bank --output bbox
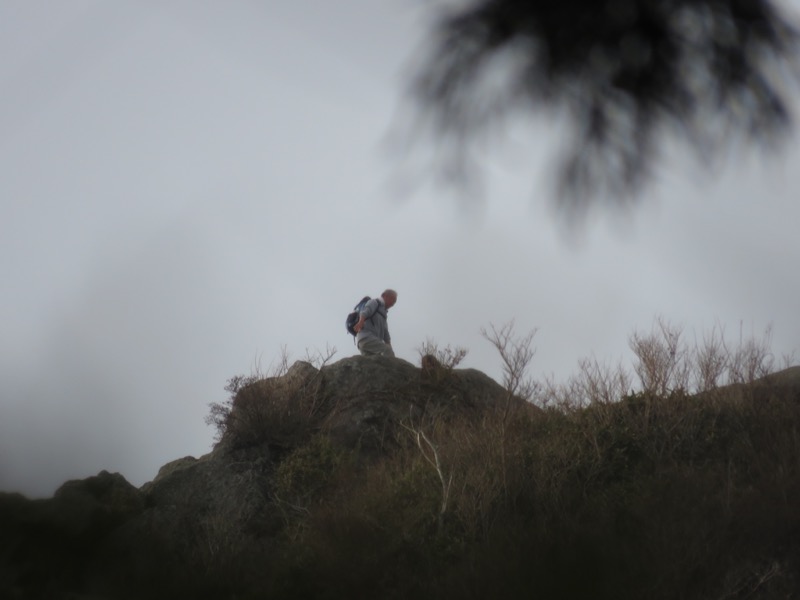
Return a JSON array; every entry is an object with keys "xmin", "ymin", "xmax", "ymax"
[{"xmin": 2, "ymin": 1, "xmax": 799, "ymax": 498}]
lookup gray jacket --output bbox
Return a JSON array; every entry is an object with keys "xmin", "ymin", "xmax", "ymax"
[{"xmin": 355, "ymin": 297, "xmax": 391, "ymax": 345}]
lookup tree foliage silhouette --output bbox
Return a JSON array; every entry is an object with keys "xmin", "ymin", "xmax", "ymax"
[{"xmin": 411, "ymin": 0, "xmax": 800, "ymax": 212}]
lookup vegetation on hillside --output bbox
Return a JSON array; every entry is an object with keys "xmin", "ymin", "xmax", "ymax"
[
  {"xmin": 2, "ymin": 319, "xmax": 797, "ymax": 599},
  {"xmin": 189, "ymin": 319, "xmax": 800, "ymax": 600}
]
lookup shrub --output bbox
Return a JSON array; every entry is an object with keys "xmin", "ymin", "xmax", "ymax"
[{"xmin": 207, "ymin": 347, "xmax": 336, "ymax": 451}]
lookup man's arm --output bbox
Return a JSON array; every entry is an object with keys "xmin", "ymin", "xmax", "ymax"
[
  {"xmin": 354, "ymin": 298, "xmax": 378, "ymax": 334},
  {"xmin": 354, "ymin": 315, "xmax": 366, "ymax": 333}
]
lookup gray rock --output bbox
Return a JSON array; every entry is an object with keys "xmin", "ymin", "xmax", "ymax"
[
  {"xmin": 48, "ymin": 470, "xmax": 145, "ymax": 535},
  {"xmin": 215, "ymin": 354, "xmax": 530, "ymax": 455}
]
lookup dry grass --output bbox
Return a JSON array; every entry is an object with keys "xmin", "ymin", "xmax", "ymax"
[{"xmin": 189, "ymin": 318, "xmax": 799, "ymax": 599}]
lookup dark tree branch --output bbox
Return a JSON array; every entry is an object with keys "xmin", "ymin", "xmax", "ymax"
[{"xmin": 410, "ymin": 0, "xmax": 800, "ymax": 213}]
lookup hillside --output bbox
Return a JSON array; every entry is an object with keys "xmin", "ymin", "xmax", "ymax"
[{"xmin": 1, "ymin": 356, "xmax": 799, "ymax": 600}]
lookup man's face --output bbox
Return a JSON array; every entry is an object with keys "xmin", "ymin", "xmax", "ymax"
[{"xmin": 384, "ymin": 294, "xmax": 397, "ymax": 309}]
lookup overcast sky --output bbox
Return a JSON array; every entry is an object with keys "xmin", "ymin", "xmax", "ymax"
[{"xmin": 2, "ymin": 1, "xmax": 799, "ymax": 498}]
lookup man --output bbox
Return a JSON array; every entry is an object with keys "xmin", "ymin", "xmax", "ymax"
[{"xmin": 353, "ymin": 289, "xmax": 397, "ymax": 357}]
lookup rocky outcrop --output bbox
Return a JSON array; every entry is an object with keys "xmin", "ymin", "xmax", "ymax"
[
  {"xmin": 287, "ymin": 354, "xmax": 525, "ymax": 451},
  {"xmin": 0, "ymin": 470, "xmax": 146, "ymax": 599},
  {"xmin": 5, "ymin": 357, "xmax": 797, "ymax": 600},
  {"xmin": 0, "ymin": 355, "xmax": 524, "ymax": 599},
  {"xmin": 213, "ymin": 354, "xmax": 530, "ymax": 457}
]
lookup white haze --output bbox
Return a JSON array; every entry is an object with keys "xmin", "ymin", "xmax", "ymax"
[{"xmin": 1, "ymin": 1, "xmax": 799, "ymax": 497}]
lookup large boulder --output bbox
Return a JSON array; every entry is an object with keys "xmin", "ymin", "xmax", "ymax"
[
  {"xmin": 315, "ymin": 354, "xmax": 524, "ymax": 450},
  {"xmin": 49, "ymin": 470, "xmax": 145, "ymax": 535},
  {"xmin": 221, "ymin": 354, "xmax": 529, "ymax": 453},
  {"xmin": 0, "ymin": 471, "xmax": 144, "ymax": 600}
]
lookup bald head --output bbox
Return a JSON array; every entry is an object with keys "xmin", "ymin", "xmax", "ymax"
[{"xmin": 382, "ymin": 289, "xmax": 397, "ymax": 309}]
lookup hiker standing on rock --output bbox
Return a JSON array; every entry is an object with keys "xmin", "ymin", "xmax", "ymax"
[{"xmin": 354, "ymin": 289, "xmax": 397, "ymax": 357}]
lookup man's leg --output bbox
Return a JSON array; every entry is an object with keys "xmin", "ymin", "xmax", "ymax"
[{"xmin": 358, "ymin": 337, "xmax": 393, "ymax": 357}]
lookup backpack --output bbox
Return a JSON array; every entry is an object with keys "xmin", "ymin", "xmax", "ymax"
[{"xmin": 346, "ymin": 296, "xmax": 372, "ymax": 337}]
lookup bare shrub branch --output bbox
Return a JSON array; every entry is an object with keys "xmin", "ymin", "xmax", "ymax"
[
  {"xmin": 726, "ymin": 323, "xmax": 776, "ymax": 384},
  {"xmin": 480, "ymin": 320, "xmax": 538, "ymax": 401},
  {"xmin": 692, "ymin": 322, "xmax": 730, "ymax": 392},
  {"xmin": 271, "ymin": 344, "xmax": 291, "ymax": 377},
  {"xmin": 629, "ymin": 316, "xmax": 691, "ymax": 396},
  {"xmin": 574, "ymin": 356, "xmax": 632, "ymax": 406},
  {"xmin": 718, "ymin": 560, "xmax": 783, "ymax": 600},
  {"xmin": 401, "ymin": 412, "xmax": 453, "ymax": 527},
  {"xmin": 303, "ymin": 344, "xmax": 337, "ymax": 369},
  {"xmin": 416, "ymin": 338, "xmax": 469, "ymax": 369}
]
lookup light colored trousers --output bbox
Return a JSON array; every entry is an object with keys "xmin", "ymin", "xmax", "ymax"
[{"xmin": 357, "ymin": 337, "xmax": 395, "ymax": 357}]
